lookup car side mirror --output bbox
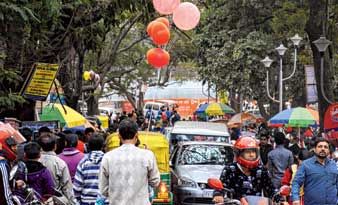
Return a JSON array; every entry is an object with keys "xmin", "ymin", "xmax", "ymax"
[{"xmin": 169, "ymin": 161, "xmax": 174, "ymax": 167}]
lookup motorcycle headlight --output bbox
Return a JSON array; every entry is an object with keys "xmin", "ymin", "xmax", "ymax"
[{"xmin": 178, "ymin": 177, "xmax": 196, "ymax": 188}]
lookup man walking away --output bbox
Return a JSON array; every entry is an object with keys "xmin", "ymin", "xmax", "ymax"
[
  {"xmin": 38, "ymin": 133, "xmax": 76, "ymax": 205},
  {"xmin": 58, "ymin": 133, "xmax": 85, "ymax": 182},
  {"xmin": 99, "ymin": 119, "xmax": 160, "ymax": 205},
  {"xmin": 268, "ymin": 132, "xmax": 294, "ymax": 189},
  {"xmin": 291, "ymin": 138, "xmax": 338, "ymax": 205},
  {"xmin": 73, "ymin": 133, "xmax": 108, "ymax": 205}
]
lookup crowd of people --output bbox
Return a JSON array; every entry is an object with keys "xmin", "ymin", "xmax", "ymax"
[
  {"xmin": 1, "ymin": 108, "xmax": 337, "ymax": 205},
  {"xmin": 214, "ymin": 125, "xmax": 338, "ymax": 205},
  {"xmin": 109, "ymin": 105, "xmax": 181, "ymax": 134},
  {"xmin": 0, "ymin": 118, "xmax": 161, "ymax": 205}
]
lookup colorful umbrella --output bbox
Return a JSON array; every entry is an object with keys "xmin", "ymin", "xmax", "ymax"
[
  {"xmin": 228, "ymin": 112, "xmax": 257, "ymax": 128},
  {"xmin": 269, "ymin": 107, "xmax": 318, "ymax": 127},
  {"xmin": 195, "ymin": 102, "xmax": 235, "ymax": 116},
  {"xmin": 40, "ymin": 103, "xmax": 86, "ymax": 128}
]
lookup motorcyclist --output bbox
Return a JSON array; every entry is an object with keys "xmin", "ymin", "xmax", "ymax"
[{"xmin": 213, "ymin": 136, "xmax": 277, "ymax": 204}]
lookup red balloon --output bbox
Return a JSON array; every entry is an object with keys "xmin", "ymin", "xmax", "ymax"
[
  {"xmin": 147, "ymin": 21, "xmax": 156, "ymax": 36},
  {"xmin": 151, "ymin": 21, "xmax": 170, "ymax": 45},
  {"xmin": 155, "ymin": 17, "xmax": 170, "ymax": 29},
  {"xmin": 147, "ymin": 48, "xmax": 170, "ymax": 68}
]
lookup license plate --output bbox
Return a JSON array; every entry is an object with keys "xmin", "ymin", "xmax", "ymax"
[
  {"xmin": 203, "ymin": 190, "xmax": 214, "ymax": 198},
  {"xmin": 158, "ymin": 192, "xmax": 169, "ymax": 199}
]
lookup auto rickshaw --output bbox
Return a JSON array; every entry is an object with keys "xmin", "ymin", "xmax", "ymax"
[{"xmin": 106, "ymin": 131, "xmax": 173, "ymax": 205}]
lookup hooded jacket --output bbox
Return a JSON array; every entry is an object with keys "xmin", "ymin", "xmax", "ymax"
[
  {"xmin": 58, "ymin": 147, "xmax": 85, "ymax": 182},
  {"xmin": 14, "ymin": 160, "xmax": 55, "ymax": 202},
  {"xmin": 73, "ymin": 151, "xmax": 108, "ymax": 205}
]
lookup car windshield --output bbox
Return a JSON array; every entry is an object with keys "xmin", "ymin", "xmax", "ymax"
[
  {"xmin": 178, "ymin": 145, "xmax": 233, "ymax": 165},
  {"xmin": 170, "ymin": 134, "xmax": 229, "ymax": 147}
]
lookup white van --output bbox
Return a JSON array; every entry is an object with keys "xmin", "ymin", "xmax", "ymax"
[
  {"xmin": 143, "ymin": 102, "xmax": 164, "ymax": 119},
  {"xmin": 169, "ymin": 121, "xmax": 231, "ymax": 151}
]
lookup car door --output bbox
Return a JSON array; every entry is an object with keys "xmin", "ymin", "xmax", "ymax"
[{"xmin": 170, "ymin": 145, "xmax": 181, "ymax": 192}]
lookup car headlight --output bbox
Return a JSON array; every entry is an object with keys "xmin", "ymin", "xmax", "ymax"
[{"xmin": 178, "ymin": 177, "xmax": 196, "ymax": 188}]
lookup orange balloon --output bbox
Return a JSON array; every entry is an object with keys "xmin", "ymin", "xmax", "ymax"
[
  {"xmin": 146, "ymin": 48, "xmax": 170, "ymax": 68},
  {"xmin": 155, "ymin": 17, "xmax": 170, "ymax": 29},
  {"xmin": 151, "ymin": 21, "xmax": 170, "ymax": 45},
  {"xmin": 147, "ymin": 21, "xmax": 156, "ymax": 36}
]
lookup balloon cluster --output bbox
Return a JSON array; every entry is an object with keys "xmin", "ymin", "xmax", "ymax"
[{"xmin": 146, "ymin": 0, "xmax": 200, "ymax": 68}]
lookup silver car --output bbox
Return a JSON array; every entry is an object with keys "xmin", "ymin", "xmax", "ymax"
[{"xmin": 170, "ymin": 141, "xmax": 234, "ymax": 205}]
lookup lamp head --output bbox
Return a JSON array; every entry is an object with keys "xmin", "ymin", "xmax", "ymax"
[
  {"xmin": 276, "ymin": 44, "xmax": 287, "ymax": 56},
  {"xmin": 290, "ymin": 34, "xmax": 302, "ymax": 47},
  {"xmin": 261, "ymin": 56, "xmax": 273, "ymax": 68},
  {"xmin": 313, "ymin": 36, "xmax": 331, "ymax": 53}
]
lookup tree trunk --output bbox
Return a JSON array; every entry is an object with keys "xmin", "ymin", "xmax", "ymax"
[
  {"xmin": 86, "ymin": 93, "xmax": 99, "ymax": 115},
  {"xmin": 305, "ymin": 0, "xmax": 334, "ymax": 131}
]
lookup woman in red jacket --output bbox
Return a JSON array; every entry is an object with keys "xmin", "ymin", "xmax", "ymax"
[{"xmin": 281, "ymin": 148, "xmax": 312, "ymax": 205}]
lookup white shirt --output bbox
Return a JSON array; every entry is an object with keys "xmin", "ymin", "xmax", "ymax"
[{"xmin": 99, "ymin": 144, "xmax": 160, "ymax": 205}]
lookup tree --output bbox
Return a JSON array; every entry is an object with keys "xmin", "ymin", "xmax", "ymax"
[{"xmin": 305, "ymin": 0, "xmax": 338, "ymax": 129}]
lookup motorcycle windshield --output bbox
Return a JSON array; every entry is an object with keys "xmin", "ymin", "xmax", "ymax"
[{"xmin": 244, "ymin": 196, "xmax": 272, "ymax": 205}]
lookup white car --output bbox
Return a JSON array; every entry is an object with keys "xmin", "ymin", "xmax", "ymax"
[{"xmin": 170, "ymin": 141, "xmax": 234, "ymax": 205}]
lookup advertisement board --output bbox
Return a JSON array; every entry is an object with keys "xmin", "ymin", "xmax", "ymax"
[{"xmin": 21, "ymin": 63, "xmax": 59, "ymax": 101}]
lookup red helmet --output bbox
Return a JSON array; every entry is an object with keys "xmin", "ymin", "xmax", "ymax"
[
  {"xmin": 0, "ymin": 130, "xmax": 17, "ymax": 161},
  {"xmin": 234, "ymin": 136, "xmax": 260, "ymax": 169}
]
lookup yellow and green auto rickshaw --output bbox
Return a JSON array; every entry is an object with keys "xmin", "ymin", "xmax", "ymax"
[{"xmin": 106, "ymin": 131, "xmax": 173, "ymax": 205}]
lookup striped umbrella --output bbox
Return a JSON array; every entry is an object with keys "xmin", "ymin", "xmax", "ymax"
[
  {"xmin": 269, "ymin": 107, "xmax": 319, "ymax": 127},
  {"xmin": 195, "ymin": 102, "xmax": 235, "ymax": 116}
]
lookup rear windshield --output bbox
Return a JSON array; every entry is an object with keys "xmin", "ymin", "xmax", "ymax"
[
  {"xmin": 170, "ymin": 133, "xmax": 229, "ymax": 147},
  {"xmin": 178, "ymin": 144, "xmax": 234, "ymax": 165}
]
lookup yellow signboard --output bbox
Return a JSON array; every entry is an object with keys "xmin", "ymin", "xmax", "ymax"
[{"xmin": 22, "ymin": 63, "xmax": 59, "ymax": 101}]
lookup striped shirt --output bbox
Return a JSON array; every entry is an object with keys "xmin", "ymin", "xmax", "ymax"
[
  {"xmin": 0, "ymin": 159, "xmax": 15, "ymax": 205},
  {"xmin": 73, "ymin": 151, "xmax": 108, "ymax": 205}
]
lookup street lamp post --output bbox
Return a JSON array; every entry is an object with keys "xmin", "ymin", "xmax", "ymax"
[
  {"xmin": 313, "ymin": 36, "xmax": 334, "ymax": 104},
  {"xmin": 261, "ymin": 34, "xmax": 302, "ymax": 112},
  {"xmin": 275, "ymin": 44, "xmax": 287, "ymax": 112}
]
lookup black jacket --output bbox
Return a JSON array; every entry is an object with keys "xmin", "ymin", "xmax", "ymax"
[{"xmin": 214, "ymin": 162, "xmax": 276, "ymax": 200}]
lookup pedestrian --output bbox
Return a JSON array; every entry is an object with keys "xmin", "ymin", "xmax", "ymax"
[
  {"xmin": 259, "ymin": 130, "xmax": 273, "ymax": 167},
  {"xmin": 13, "ymin": 142, "xmax": 55, "ymax": 203},
  {"xmin": 268, "ymin": 132, "xmax": 294, "ymax": 189},
  {"xmin": 291, "ymin": 138, "xmax": 338, "ymax": 205},
  {"xmin": 17, "ymin": 127, "xmax": 33, "ymax": 161},
  {"xmin": 84, "ymin": 127, "xmax": 95, "ymax": 153},
  {"xmin": 73, "ymin": 133, "xmax": 108, "ymax": 205},
  {"xmin": 99, "ymin": 119, "xmax": 160, "ymax": 205},
  {"xmin": 38, "ymin": 133, "xmax": 76, "ymax": 205},
  {"xmin": 58, "ymin": 133, "xmax": 85, "ymax": 182},
  {"xmin": 281, "ymin": 148, "xmax": 312, "ymax": 205}
]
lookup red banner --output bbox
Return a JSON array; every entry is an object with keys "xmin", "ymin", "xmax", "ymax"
[{"xmin": 324, "ymin": 103, "xmax": 338, "ymax": 132}]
